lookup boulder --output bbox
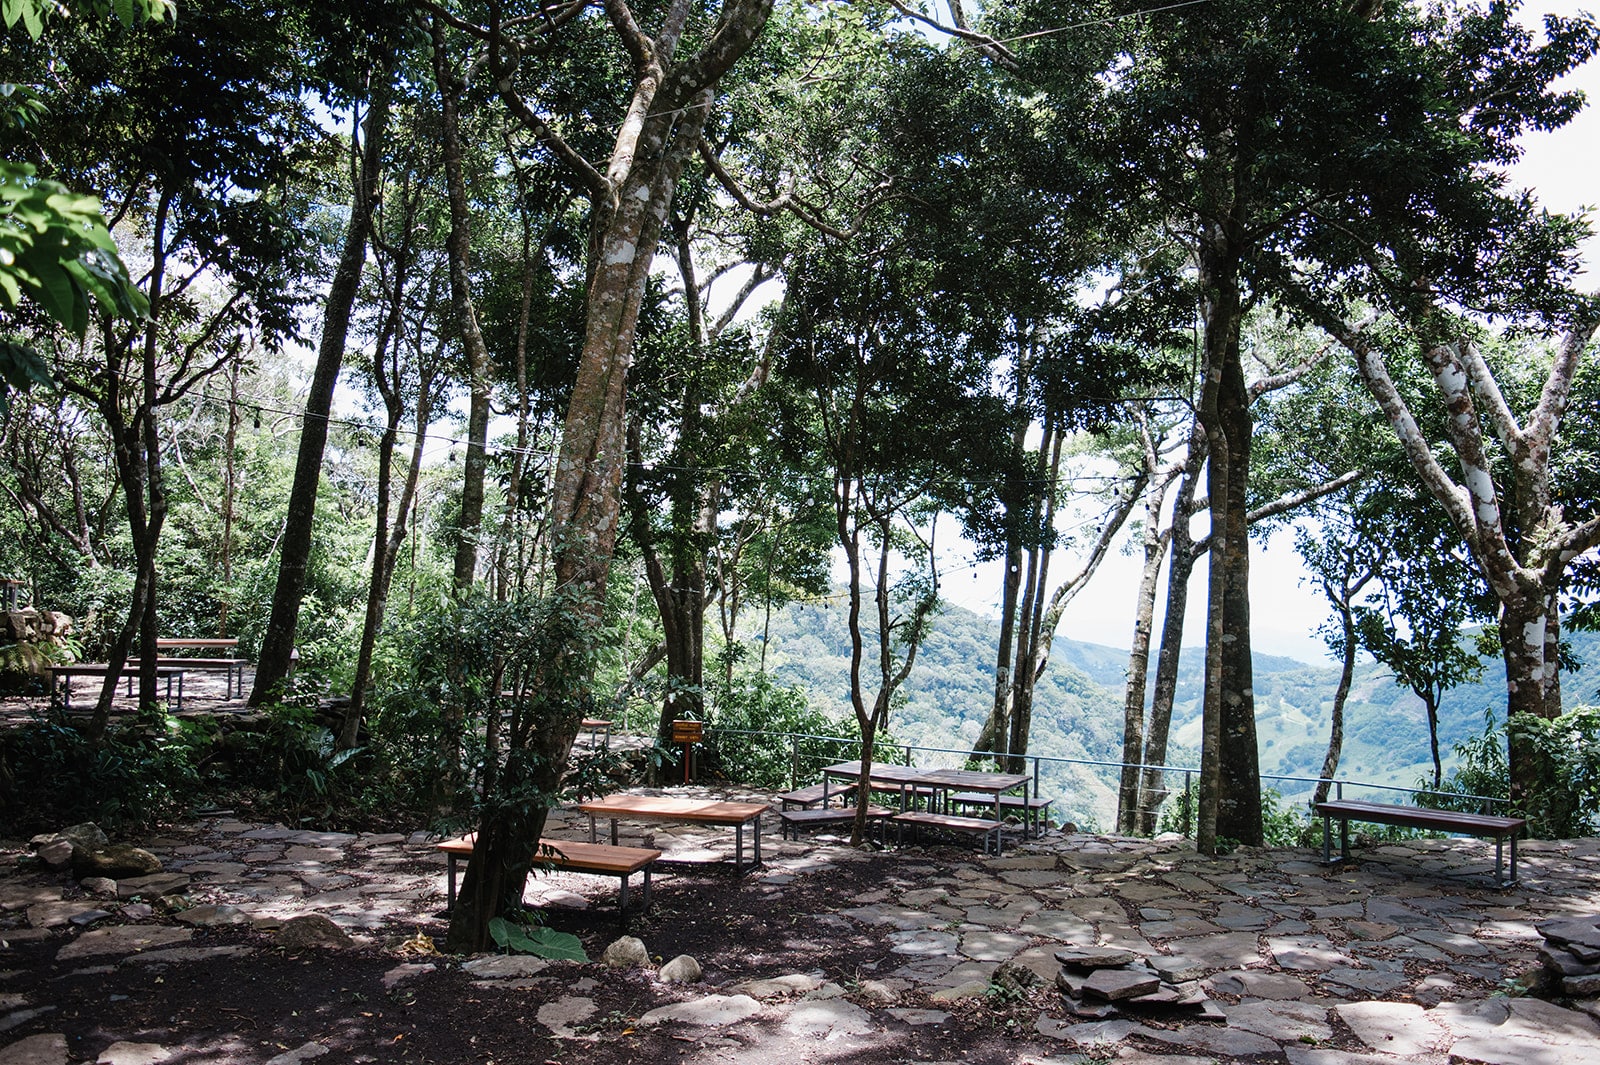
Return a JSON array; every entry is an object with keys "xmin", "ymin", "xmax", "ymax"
[
  {"xmin": 274, "ymin": 915, "xmax": 355, "ymax": 951},
  {"xmin": 59, "ymin": 823, "xmax": 110, "ymax": 856},
  {"xmin": 77, "ymin": 845, "xmax": 162, "ymax": 880},
  {"xmin": 601, "ymin": 935, "xmax": 650, "ymax": 968},
  {"xmin": 658, "ymin": 954, "xmax": 703, "ymax": 984},
  {"xmin": 1083, "ymin": 968, "xmax": 1161, "ymax": 1002}
]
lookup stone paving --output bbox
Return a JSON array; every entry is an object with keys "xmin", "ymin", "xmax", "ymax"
[{"xmin": 4, "ymin": 785, "xmax": 1600, "ymax": 1063}]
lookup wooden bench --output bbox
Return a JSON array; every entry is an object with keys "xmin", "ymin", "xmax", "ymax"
[
  {"xmin": 435, "ymin": 835, "xmax": 662, "ymax": 915},
  {"xmin": 779, "ymin": 804, "xmax": 893, "ymax": 840},
  {"xmin": 777, "ymin": 782, "xmax": 857, "ymax": 810},
  {"xmin": 156, "ymin": 638, "xmax": 240, "ymax": 654},
  {"xmin": 947, "ymin": 791, "xmax": 1052, "ymax": 838},
  {"xmin": 48, "ymin": 664, "xmax": 184, "ymax": 709},
  {"xmin": 128, "ymin": 657, "xmax": 246, "ymax": 699},
  {"xmin": 890, "ymin": 811, "xmax": 1004, "ymax": 855},
  {"xmin": 580, "ymin": 718, "xmax": 612, "ymax": 747},
  {"xmin": 1314, "ymin": 799, "xmax": 1526, "ymax": 887}
]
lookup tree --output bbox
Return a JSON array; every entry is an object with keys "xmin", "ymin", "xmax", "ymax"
[
  {"xmin": 436, "ymin": 0, "xmax": 776, "ymax": 953},
  {"xmin": 251, "ymin": 6, "xmax": 409, "ymax": 704},
  {"xmin": 776, "ymin": 228, "xmax": 997, "ymax": 843},
  {"xmin": 998, "ymin": 0, "xmax": 1597, "ymax": 849}
]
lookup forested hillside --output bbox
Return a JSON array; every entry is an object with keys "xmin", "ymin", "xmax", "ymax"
[{"xmin": 748, "ymin": 597, "xmax": 1600, "ymax": 828}]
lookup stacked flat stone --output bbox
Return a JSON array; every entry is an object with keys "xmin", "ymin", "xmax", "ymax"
[
  {"xmin": 1053, "ymin": 945, "xmax": 1222, "ymax": 1022},
  {"xmin": 1537, "ymin": 915, "xmax": 1600, "ymax": 998}
]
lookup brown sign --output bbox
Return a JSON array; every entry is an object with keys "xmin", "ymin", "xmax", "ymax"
[{"xmin": 669, "ymin": 719, "xmax": 703, "ymax": 744}]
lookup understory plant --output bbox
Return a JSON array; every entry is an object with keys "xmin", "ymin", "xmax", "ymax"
[
  {"xmin": 487, "ymin": 903, "xmax": 587, "ymax": 962},
  {"xmin": 1418, "ymin": 706, "xmax": 1600, "ymax": 838}
]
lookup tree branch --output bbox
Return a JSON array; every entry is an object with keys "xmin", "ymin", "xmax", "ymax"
[{"xmin": 882, "ymin": 0, "xmax": 1019, "ymax": 72}]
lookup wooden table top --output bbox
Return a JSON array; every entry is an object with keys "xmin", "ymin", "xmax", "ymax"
[
  {"xmin": 918, "ymin": 768, "xmax": 1030, "ymax": 791},
  {"xmin": 822, "ymin": 761, "xmax": 929, "ymax": 784},
  {"xmin": 578, "ymin": 794, "xmax": 770, "ymax": 824}
]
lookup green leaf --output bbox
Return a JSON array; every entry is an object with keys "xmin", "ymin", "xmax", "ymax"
[
  {"xmin": 0, "ymin": 159, "xmax": 145, "ymax": 331},
  {"xmin": 486, "ymin": 915, "xmax": 587, "ymax": 961},
  {"xmin": 0, "ymin": 336, "xmax": 54, "ymax": 415}
]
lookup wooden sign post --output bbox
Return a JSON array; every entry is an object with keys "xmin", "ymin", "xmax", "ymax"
[{"xmin": 670, "ymin": 719, "xmax": 703, "ymax": 784}]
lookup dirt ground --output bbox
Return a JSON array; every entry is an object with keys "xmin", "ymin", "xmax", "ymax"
[{"xmin": 4, "ymin": 844, "xmax": 1064, "ymax": 1065}]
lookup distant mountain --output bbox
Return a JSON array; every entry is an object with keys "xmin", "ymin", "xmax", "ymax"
[{"xmin": 742, "ymin": 595, "xmax": 1600, "ymax": 829}]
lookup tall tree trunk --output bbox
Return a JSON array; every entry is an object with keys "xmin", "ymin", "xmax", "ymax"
[
  {"xmin": 1314, "ymin": 580, "xmax": 1361, "ymax": 807},
  {"xmin": 342, "ymin": 206, "xmax": 423, "ymax": 750},
  {"xmin": 251, "ymin": 81, "xmax": 388, "ymax": 705},
  {"xmin": 1011, "ymin": 422, "xmax": 1140, "ymax": 773},
  {"xmin": 1195, "ymin": 227, "xmax": 1237, "ymax": 856},
  {"xmin": 1117, "ymin": 429, "xmax": 1174, "ymax": 834},
  {"xmin": 446, "ymin": 0, "xmax": 775, "ymax": 955},
  {"xmin": 433, "ymin": 35, "xmax": 492, "ymax": 596},
  {"xmin": 220, "ymin": 365, "xmax": 237, "ymax": 637},
  {"xmin": 1215, "ymin": 336, "xmax": 1262, "ymax": 845},
  {"xmin": 1136, "ymin": 426, "xmax": 1206, "ymax": 835}
]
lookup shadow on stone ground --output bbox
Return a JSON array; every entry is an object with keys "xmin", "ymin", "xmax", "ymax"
[{"xmin": 4, "ymin": 785, "xmax": 1600, "ymax": 1065}]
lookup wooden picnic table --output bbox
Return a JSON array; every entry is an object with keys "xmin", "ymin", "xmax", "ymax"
[
  {"xmin": 576, "ymin": 794, "xmax": 770, "ymax": 871},
  {"xmin": 48, "ymin": 664, "xmax": 184, "ymax": 709},
  {"xmin": 820, "ymin": 761, "xmax": 936, "ymax": 811},
  {"xmin": 819, "ymin": 761, "xmax": 1032, "ymax": 853},
  {"xmin": 919, "ymin": 767, "xmax": 1032, "ymax": 824}
]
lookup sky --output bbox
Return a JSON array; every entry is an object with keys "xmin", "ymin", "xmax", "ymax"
[{"xmin": 936, "ymin": 1, "xmax": 1600, "ymax": 665}]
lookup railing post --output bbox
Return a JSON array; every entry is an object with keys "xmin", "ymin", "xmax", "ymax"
[
  {"xmin": 1183, "ymin": 770, "xmax": 1193, "ymax": 838},
  {"xmin": 790, "ymin": 733, "xmax": 799, "ymax": 792}
]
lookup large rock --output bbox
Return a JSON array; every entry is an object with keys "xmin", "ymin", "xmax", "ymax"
[
  {"xmin": 1083, "ymin": 968, "xmax": 1161, "ymax": 1002},
  {"xmin": 57, "ymin": 824, "xmax": 109, "ymax": 857},
  {"xmin": 33, "ymin": 840, "xmax": 74, "ymax": 871},
  {"xmin": 76, "ymin": 845, "xmax": 162, "ymax": 880},
  {"xmin": 273, "ymin": 915, "xmax": 355, "ymax": 951},
  {"xmin": 601, "ymin": 936, "xmax": 649, "ymax": 969},
  {"xmin": 658, "ymin": 955, "xmax": 703, "ymax": 984},
  {"xmin": 1056, "ymin": 946, "xmax": 1142, "ymax": 971}
]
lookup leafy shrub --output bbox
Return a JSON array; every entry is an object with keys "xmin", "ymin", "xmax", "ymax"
[
  {"xmin": 1417, "ymin": 706, "xmax": 1600, "ymax": 838},
  {"xmin": 0, "ymin": 709, "xmax": 203, "ymax": 834},
  {"xmin": 1260, "ymin": 787, "xmax": 1315, "ymax": 847},
  {"xmin": 1510, "ymin": 705, "xmax": 1600, "ymax": 838},
  {"xmin": 703, "ymin": 672, "xmax": 864, "ymax": 790}
]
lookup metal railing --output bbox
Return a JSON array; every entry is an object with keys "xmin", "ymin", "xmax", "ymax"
[{"xmin": 696, "ymin": 726, "xmax": 1509, "ymax": 835}]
